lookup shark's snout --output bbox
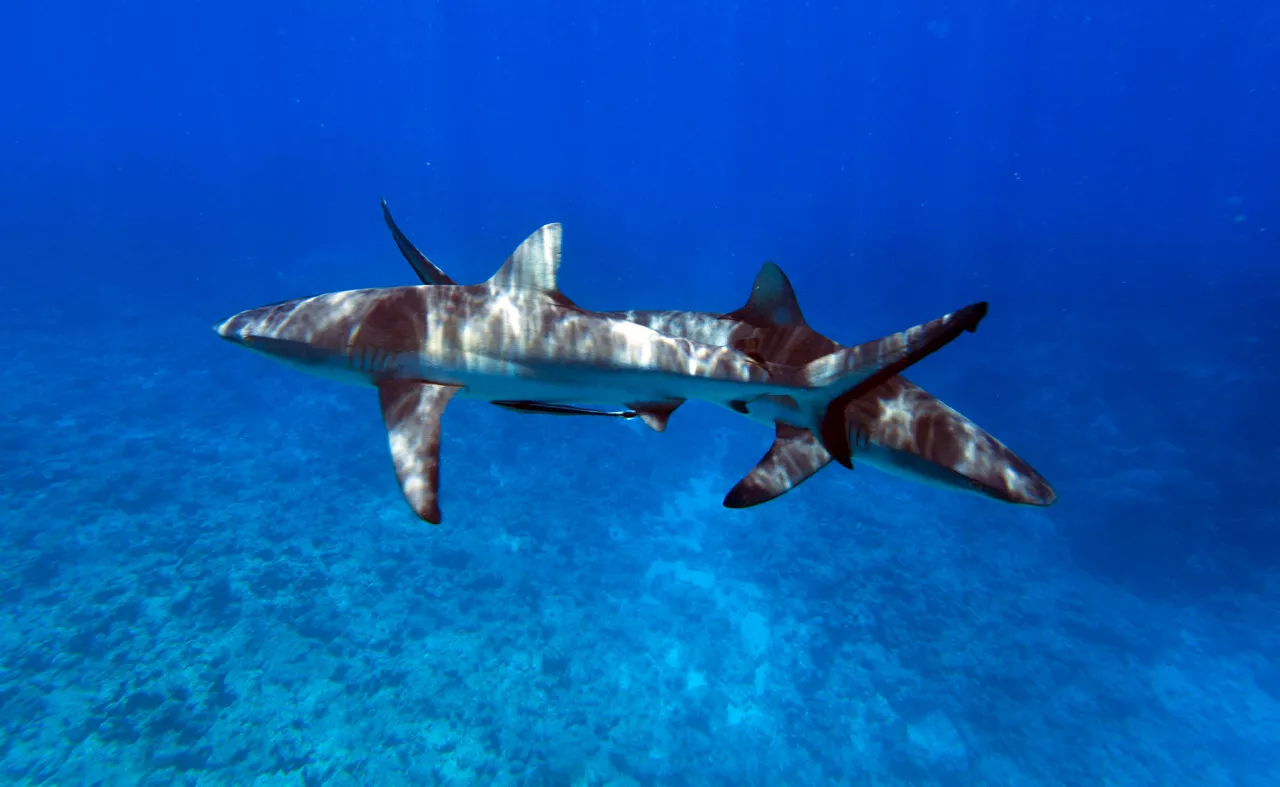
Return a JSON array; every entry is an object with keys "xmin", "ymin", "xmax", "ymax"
[
  {"xmin": 212, "ymin": 291, "xmax": 421, "ymax": 381},
  {"xmin": 214, "ymin": 312, "xmax": 251, "ymax": 345},
  {"xmin": 213, "ymin": 299, "xmax": 303, "ymax": 349},
  {"xmin": 212, "ymin": 304, "xmax": 302, "ymax": 358}
]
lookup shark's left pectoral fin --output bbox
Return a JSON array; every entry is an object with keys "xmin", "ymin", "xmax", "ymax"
[
  {"xmin": 723, "ymin": 424, "xmax": 834, "ymax": 508},
  {"xmin": 378, "ymin": 380, "xmax": 460, "ymax": 525}
]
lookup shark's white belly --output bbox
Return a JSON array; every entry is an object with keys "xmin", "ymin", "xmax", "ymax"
[
  {"xmin": 410, "ymin": 358, "xmax": 774, "ymax": 409},
  {"xmin": 413, "ymin": 357, "xmax": 823, "ymax": 434}
]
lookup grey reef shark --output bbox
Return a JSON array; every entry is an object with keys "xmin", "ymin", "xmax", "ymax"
[
  {"xmin": 381, "ymin": 201, "xmax": 1056, "ymax": 513},
  {"xmin": 215, "ymin": 213, "xmax": 993, "ymax": 524}
]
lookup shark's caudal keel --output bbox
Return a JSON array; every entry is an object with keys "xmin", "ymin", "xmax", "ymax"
[
  {"xmin": 216, "ymin": 222, "xmax": 986, "ymax": 523},
  {"xmin": 380, "ymin": 202, "xmax": 1057, "ymax": 510}
]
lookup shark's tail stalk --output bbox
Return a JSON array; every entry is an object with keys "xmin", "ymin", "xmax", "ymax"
[{"xmin": 794, "ymin": 302, "xmax": 989, "ymax": 468}]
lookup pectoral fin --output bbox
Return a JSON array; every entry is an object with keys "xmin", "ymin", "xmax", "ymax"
[
  {"xmin": 723, "ymin": 424, "xmax": 833, "ymax": 508},
  {"xmin": 378, "ymin": 380, "xmax": 460, "ymax": 524}
]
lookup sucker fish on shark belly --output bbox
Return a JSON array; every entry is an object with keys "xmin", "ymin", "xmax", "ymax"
[
  {"xmin": 492, "ymin": 400, "xmax": 638, "ymax": 419},
  {"xmin": 381, "ymin": 201, "xmax": 1057, "ymax": 511},
  {"xmin": 216, "ymin": 220, "xmax": 988, "ymax": 523}
]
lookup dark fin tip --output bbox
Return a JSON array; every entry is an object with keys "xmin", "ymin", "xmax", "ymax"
[
  {"xmin": 722, "ymin": 485, "xmax": 753, "ymax": 509},
  {"xmin": 729, "ymin": 399, "xmax": 750, "ymax": 414},
  {"xmin": 820, "ymin": 408, "xmax": 854, "ymax": 469},
  {"xmin": 964, "ymin": 302, "xmax": 989, "ymax": 332},
  {"xmin": 418, "ymin": 500, "xmax": 443, "ymax": 525}
]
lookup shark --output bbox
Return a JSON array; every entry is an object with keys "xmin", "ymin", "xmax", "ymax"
[
  {"xmin": 381, "ymin": 201, "xmax": 1055, "ymax": 510},
  {"xmin": 216, "ymin": 221, "xmax": 988, "ymax": 523}
]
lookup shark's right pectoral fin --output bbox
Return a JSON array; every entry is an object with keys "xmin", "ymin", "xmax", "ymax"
[
  {"xmin": 723, "ymin": 424, "xmax": 834, "ymax": 508},
  {"xmin": 378, "ymin": 380, "xmax": 460, "ymax": 525}
]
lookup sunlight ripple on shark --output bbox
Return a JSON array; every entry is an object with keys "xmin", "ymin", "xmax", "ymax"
[
  {"xmin": 215, "ymin": 220, "xmax": 987, "ymax": 523},
  {"xmin": 382, "ymin": 201, "xmax": 1056, "ymax": 511}
]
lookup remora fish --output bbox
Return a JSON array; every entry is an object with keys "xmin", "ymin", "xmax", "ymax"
[
  {"xmin": 216, "ymin": 222, "xmax": 986, "ymax": 523},
  {"xmin": 382, "ymin": 201, "xmax": 1055, "ymax": 509}
]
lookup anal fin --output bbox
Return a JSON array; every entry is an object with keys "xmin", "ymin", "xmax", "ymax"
[
  {"xmin": 378, "ymin": 380, "xmax": 460, "ymax": 524},
  {"xmin": 627, "ymin": 399, "xmax": 686, "ymax": 432},
  {"xmin": 723, "ymin": 424, "xmax": 833, "ymax": 508}
]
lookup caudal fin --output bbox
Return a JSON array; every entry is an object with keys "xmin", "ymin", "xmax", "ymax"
[{"xmin": 792, "ymin": 302, "xmax": 989, "ymax": 468}]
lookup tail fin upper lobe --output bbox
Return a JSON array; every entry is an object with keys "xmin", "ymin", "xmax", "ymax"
[{"xmin": 788, "ymin": 302, "xmax": 989, "ymax": 468}]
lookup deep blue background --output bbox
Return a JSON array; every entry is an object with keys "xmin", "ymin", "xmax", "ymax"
[
  {"xmin": 5, "ymin": 0, "xmax": 1277, "ymax": 590},
  {"xmin": 1, "ymin": 3, "xmax": 1279, "ymax": 781},
  {"xmin": 6, "ymin": 1, "xmax": 1276, "ymax": 301}
]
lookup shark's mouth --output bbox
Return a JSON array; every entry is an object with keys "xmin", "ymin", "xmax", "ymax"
[{"xmin": 217, "ymin": 330, "xmax": 405, "ymax": 381}]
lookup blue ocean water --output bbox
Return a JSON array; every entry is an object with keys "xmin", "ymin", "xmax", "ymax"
[{"xmin": 2, "ymin": 0, "xmax": 1278, "ymax": 784}]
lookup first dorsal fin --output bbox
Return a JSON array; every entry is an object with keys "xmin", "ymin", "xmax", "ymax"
[
  {"xmin": 486, "ymin": 223, "xmax": 564, "ymax": 294},
  {"xmin": 727, "ymin": 262, "xmax": 808, "ymax": 328}
]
